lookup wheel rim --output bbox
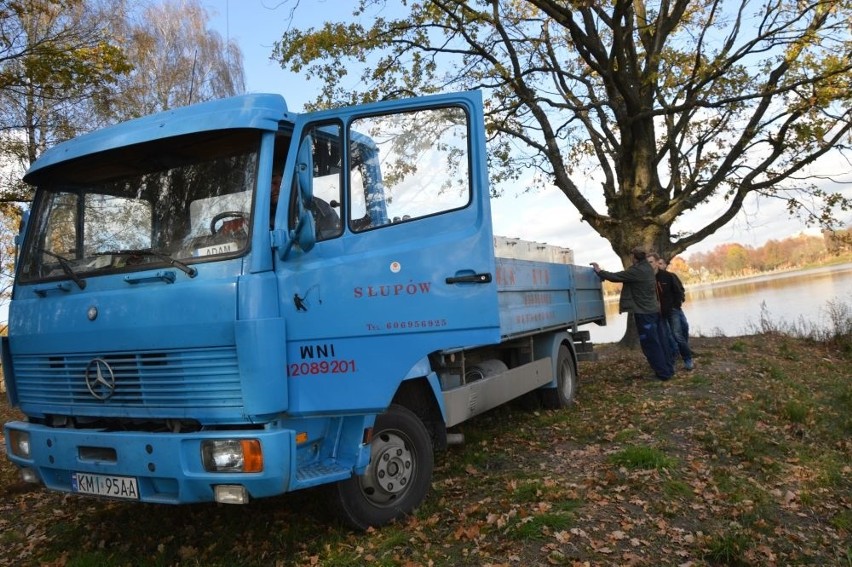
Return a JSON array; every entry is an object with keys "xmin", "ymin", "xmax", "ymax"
[
  {"xmin": 358, "ymin": 430, "xmax": 415, "ymax": 506},
  {"xmin": 559, "ymin": 356, "xmax": 575, "ymax": 400}
]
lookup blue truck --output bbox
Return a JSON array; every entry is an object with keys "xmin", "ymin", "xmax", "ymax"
[{"xmin": 2, "ymin": 90, "xmax": 604, "ymax": 529}]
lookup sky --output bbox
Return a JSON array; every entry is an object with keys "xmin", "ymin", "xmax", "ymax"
[{"xmin": 202, "ymin": 0, "xmax": 852, "ymax": 268}]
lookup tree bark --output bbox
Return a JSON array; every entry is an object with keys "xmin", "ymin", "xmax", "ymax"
[{"xmin": 619, "ymin": 313, "xmax": 639, "ymax": 348}]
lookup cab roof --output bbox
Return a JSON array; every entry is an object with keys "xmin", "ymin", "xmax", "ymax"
[{"xmin": 25, "ymin": 93, "xmax": 291, "ymax": 184}]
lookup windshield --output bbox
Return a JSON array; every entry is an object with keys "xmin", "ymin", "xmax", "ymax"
[{"xmin": 18, "ymin": 130, "xmax": 260, "ymax": 284}]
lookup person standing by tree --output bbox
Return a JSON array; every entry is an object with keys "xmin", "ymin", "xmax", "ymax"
[
  {"xmin": 591, "ymin": 248, "xmax": 674, "ymax": 381},
  {"xmin": 649, "ymin": 253, "xmax": 695, "ymax": 371}
]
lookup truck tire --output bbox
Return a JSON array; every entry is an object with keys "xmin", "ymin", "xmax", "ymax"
[
  {"xmin": 540, "ymin": 344, "xmax": 577, "ymax": 409},
  {"xmin": 330, "ymin": 404, "xmax": 433, "ymax": 530}
]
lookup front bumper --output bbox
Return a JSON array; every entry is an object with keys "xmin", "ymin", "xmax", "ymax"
[{"xmin": 3, "ymin": 421, "xmax": 296, "ymax": 504}]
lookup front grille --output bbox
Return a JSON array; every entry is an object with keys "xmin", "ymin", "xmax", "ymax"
[{"xmin": 12, "ymin": 347, "xmax": 242, "ymax": 409}]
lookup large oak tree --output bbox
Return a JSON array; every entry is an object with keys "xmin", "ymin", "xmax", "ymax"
[{"xmin": 273, "ymin": 0, "xmax": 852, "ymax": 266}]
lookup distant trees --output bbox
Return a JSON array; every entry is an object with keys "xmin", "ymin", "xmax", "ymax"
[
  {"xmin": 0, "ymin": 0, "xmax": 244, "ymax": 195},
  {"xmin": 0, "ymin": 0, "xmax": 244, "ymax": 191},
  {"xmin": 823, "ymin": 227, "xmax": 852, "ymax": 256},
  {"xmin": 680, "ymin": 229, "xmax": 851, "ymax": 282}
]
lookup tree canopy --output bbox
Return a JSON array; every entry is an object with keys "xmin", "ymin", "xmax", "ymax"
[
  {"xmin": 0, "ymin": 0, "xmax": 130, "ymax": 201},
  {"xmin": 273, "ymin": 0, "xmax": 852, "ymax": 265}
]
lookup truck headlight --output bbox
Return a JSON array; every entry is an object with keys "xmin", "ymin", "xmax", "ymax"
[
  {"xmin": 201, "ymin": 439, "xmax": 263, "ymax": 473},
  {"xmin": 8, "ymin": 430, "xmax": 31, "ymax": 459}
]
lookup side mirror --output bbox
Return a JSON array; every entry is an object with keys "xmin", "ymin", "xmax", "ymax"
[
  {"xmin": 295, "ymin": 209, "xmax": 316, "ymax": 252},
  {"xmin": 278, "ymin": 206, "xmax": 316, "ymax": 260},
  {"xmin": 296, "ymin": 135, "xmax": 314, "ymax": 202},
  {"xmin": 277, "ymin": 132, "xmax": 316, "ymax": 260},
  {"xmin": 14, "ymin": 209, "xmax": 29, "ymax": 247},
  {"xmin": 293, "ymin": 134, "xmax": 316, "ymax": 253}
]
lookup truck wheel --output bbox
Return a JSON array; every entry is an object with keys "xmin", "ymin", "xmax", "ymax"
[
  {"xmin": 540, "ymin": 344, "xmax": 577, "ymax": 409},
  {"xmin": 330, "ymin": 404, "xmax": 433, "ymax": 530}
]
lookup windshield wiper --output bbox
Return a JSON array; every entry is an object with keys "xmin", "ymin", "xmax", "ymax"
[
  {"xmin": 40, "ymin": 249, "xmax": 87, "ymax": 290},
  {"xmin": 96, "ymin": 249, "xmax": 198, "ymax": 278}
]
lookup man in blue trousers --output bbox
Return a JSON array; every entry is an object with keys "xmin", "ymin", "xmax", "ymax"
[
  {"xmin": 591, "ymin": 248, "xmax": 674, "ymax": 381},
  {"xmin": 648, "ymin": 253, "xmax": 695, "ymax": 371}
]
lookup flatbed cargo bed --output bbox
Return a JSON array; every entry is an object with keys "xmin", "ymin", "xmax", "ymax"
[{"xmin": 494, "ymin": 237, "xmax": 605, "ymax": 339}]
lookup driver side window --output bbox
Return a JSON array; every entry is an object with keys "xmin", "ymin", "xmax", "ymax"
[{"xmin": 348, "ymin": 106, "xmax": 471, "ymax": 232}]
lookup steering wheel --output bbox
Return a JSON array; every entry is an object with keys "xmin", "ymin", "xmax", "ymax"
[{"xmin": 210, "ymin": 211, "xmax": 247, "ymax": 234}]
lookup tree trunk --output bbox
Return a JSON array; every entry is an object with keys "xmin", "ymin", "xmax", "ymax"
[{"xmin": 619, "ymin": 313, "xmax": 640, "ymax": 348}]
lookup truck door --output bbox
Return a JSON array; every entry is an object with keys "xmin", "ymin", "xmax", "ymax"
[{"xmin": 275, "ymin": 91, "xmax": 500, "ymax": 413}]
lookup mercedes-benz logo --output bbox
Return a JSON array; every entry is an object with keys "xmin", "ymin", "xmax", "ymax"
[{"xmin": 84, "ymin": 358, "xmax": 116, "ymax": 400}]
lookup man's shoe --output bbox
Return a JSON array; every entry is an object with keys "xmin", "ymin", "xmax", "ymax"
[{"xmin": 684, "ymin": 359, "xmax": 695, "ymax": 371}]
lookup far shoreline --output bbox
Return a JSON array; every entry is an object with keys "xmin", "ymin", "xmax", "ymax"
[
  {"xmin": 602, "ymin": 260, "xmax": 852, "ymax": 302},
  {"xmin": 684, "ymin": 260, "xmax": 852, "ymax": 292}
]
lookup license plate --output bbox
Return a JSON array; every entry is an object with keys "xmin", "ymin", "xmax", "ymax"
[
  {"xmin": 72, "ymin": 472, "xmax": 139, "ymax": 500},
  {"xmin": 193, "ymin": 242, "xmax": 236, "ymax": 257}
]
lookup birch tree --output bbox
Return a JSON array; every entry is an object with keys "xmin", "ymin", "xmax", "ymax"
[{"xmin": 95, "ymin": 0, "xmax": 245, "ymax": 122}]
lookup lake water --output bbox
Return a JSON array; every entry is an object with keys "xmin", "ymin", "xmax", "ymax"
[{"xmin": 587, "ymin": 262, "xmax": 852, "ymax": 344}]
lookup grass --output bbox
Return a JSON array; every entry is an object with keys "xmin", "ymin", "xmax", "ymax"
[
  {"xmin": 780, "ymin": 398, "xmax": 810, "ymax": 423},
  {"xmin": 703, "ymin": 528, "xmax": 751, "ymax": 566},
  {"xmin": 506, "ymin": 510, "xmax": 575, "ymax": 540},
  {"xmin": 747, "ymin": 298, "xmax": 852, "ymax": 352},
  {"xmin": 1, "ymin": 331, "xmax": 850, "ymax": 566},
  {"xmin": 608, "ymin": 445, "xmax": 676, "ymax": 470}
]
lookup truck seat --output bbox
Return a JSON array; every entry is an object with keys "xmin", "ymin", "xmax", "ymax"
[{"xmin": 310, "ymin": 197, "xmax": 341, "ymax": 240}]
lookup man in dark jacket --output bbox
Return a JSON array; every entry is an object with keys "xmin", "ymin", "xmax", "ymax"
[
  {"xmin": 591, "ymin": 248, "xmax": 674, "ymax": 380},
  {"xmin": 649, "ymin": 253, "xmax": 695, "ymax": 371}
]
